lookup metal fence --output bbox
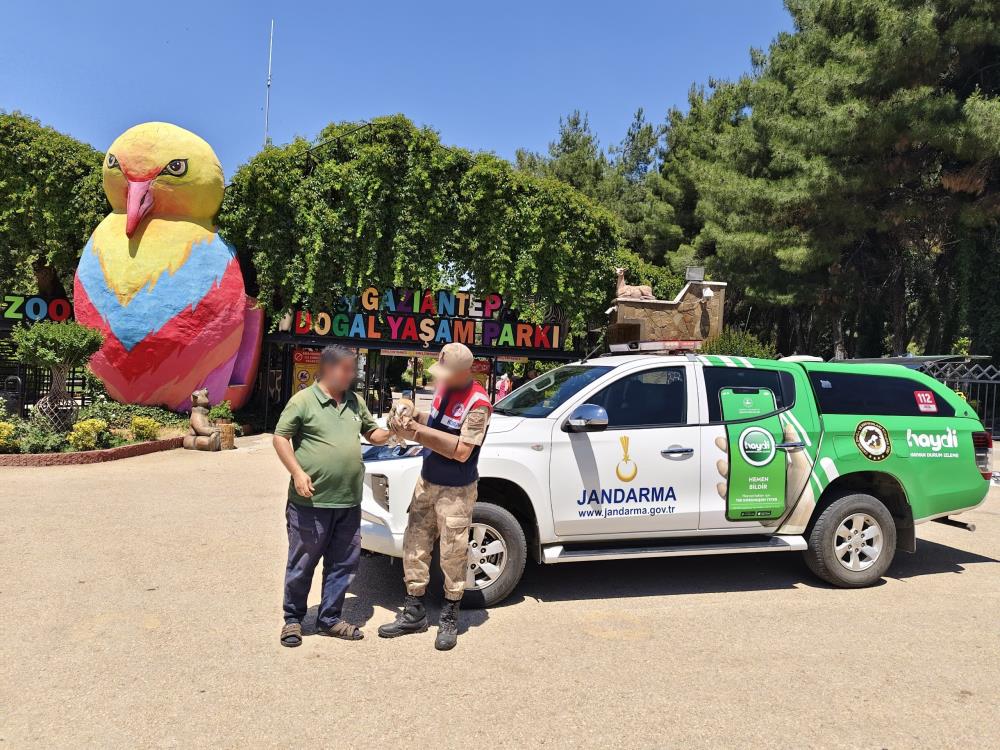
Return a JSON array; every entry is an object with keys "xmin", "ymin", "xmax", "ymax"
[{"xmin": 921, "ymin": 360, "xmax": 1000, "ymax": 436}]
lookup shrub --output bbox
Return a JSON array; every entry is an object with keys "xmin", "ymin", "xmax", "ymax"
[
  {"xmin": 130, "ymin": 416, "xmax": 161, "ymax": 441},
  {"xmin": 700, "ymin": 328, "xmax": 778, "ymax": 359},
  {"xmin": 0, "ymin": 421, "xmax": 18, "ymax": 453},
  {"xmin": 17, "ymin": 414, "xmax": 69, "ymax": 454},
  {"xmin": 78, "ymin": 401, "xmax": 186, "ymax": 430},
  {"xmin": 67, "ymin": 418, "xmax": 114, "ymax": 452},
  {"xmin": 208, "ymin": 400, "xmax": 234, "ymax": 422}
]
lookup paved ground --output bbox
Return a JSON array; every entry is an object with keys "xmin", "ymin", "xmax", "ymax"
[{"xmin": 2, "ymin": 436, "xmax": 999, "ymax": 749}]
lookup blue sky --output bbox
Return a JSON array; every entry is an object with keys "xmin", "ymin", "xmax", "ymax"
[{"xmin": 0, "ymin": 1, "xmax": 791, "ymax": 178}]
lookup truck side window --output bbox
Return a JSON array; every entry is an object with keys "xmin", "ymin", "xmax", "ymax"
[
  {"xmin": 588, "ymin": 367, "xmax": 687, "ymax": 428},
  {"xmin": 703, "ymin": 367, "xmax": 794, "ymax": 422},
  {"xmin": 808, "ymin": 371, "xmax": 956, "ymax": 417}
]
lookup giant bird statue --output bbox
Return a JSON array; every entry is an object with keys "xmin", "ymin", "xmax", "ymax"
[{"xmin": 74, "ymin": 122, "xmax": 262, "ymax": 411}]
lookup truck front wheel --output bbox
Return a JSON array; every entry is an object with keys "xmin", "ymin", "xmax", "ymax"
[
  {"xmin": 460, "ymin": 503, "xmax": 527, "ymax": 609},
  {"xmin": 804, "ymin": 492, "xmax": 897, "ymax": 588}
]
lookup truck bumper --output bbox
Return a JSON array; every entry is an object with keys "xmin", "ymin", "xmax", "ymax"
[{"xmin": 360, "ymin": 503, "xmax": 404, "ymax": 558}]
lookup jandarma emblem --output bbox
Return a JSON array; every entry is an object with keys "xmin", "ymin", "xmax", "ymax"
[
  {"xmin": 855, "ymin": 421, "xmax": 891, "ymax": 461},
  {"xmin": 616, "ymin": 435, "xmax": 637, "ymax": 482}
]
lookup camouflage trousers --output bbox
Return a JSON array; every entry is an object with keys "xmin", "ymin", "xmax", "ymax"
[{"xmin": 403, "ymin": 476, "xmax": 477, "ymax": 601}]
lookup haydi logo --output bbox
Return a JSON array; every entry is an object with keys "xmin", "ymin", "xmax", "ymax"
[
  {"xmin": 907, "ymin": 428, "xmax": 957, "ymax": 453},
  {"xmin": 738, "ymin": 427, "xmax": 776, "ymax": 467}
]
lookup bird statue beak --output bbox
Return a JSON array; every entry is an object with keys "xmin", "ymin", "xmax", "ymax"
[{"xmin": 125, "ymin": 178, "xmax": 155, "ymax": 237}]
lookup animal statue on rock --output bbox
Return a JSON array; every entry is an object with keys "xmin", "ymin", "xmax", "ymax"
[
  {"xmin": 74, "ymin": 122, "xmax": 262, "ymax": 412},
  {"xmin": 183, "ymin": 389, "xmax": 221, "ymax": 451},
  {"xmin": 614, "ymin": 267, "xmax": 656, "ymax": 300}
]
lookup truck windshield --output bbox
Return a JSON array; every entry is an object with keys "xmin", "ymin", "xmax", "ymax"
[{"xmin": 494, "ymin": 365, "xmax": 612, "ymax": 418}]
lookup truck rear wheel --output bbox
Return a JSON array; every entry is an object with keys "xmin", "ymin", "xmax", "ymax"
[
  {"xmin": 804, "ymin": 492, "xmax": 896, "ymax": 588},
  {"xmin": 460, "ymin": 503, "xmax": 527, "ymax": 609}
]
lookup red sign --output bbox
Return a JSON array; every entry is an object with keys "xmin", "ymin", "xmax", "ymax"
[
  {"xmin": 914, "ymin": 390, "xmax": 938, "ymax": 413},
  {"xmin": 292, "ymin": 348, "xmax": 321, "ymax": 364}
]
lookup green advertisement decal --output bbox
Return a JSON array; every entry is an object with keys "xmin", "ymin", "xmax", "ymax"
[{"xmin": 721, "ymin": 388, "xmax": 786, "ymax": 521}]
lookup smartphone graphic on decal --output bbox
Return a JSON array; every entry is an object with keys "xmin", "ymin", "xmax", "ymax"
[{"xmin": 719, "ymin": 387, "xmax": 786, "ymax": 521}]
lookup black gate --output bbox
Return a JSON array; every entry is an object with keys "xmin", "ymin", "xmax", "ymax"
[{"xmin": 921, "ymin": 359, "xmax": 1000, "ymax": 436}]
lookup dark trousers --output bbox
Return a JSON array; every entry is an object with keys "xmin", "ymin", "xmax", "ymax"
[{"xmin": 283, "ymin": 502, "xmax": 361, "ymax": 628}]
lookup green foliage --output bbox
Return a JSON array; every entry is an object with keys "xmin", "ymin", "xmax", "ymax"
[
  {"xmin": 129, "ymin": 416, "xmax": 161, "ymax": 442},
  {"xmin": 67, "ymin": 418, "xmax": 114, "ymax": 451},
  {"xmin": 664, "ymin": 0, "xmax": 1000, "ymax": 357},
  {"xmin": 207, "ymin": 400, "xmax": 234, "ymax": 422},
  {"xmin": 516, "ymin": 110, "xmax": 685, "ymax": 273},
  {"xmin": 700, "ymin": 328, "xmax": 777, "ymax": 359},
  {"xmin": 220, "ymin": 115, "xmax": 624, "ymax": 345},
  {"xmin": 17, "ymin": 413, "xmax": 68, "ymax": 454},
  {"xmin": 0, "ymin": 421, "xmax": 17, "ymax": 453},
  {"xmin": 0, "ymin": 112, "xmax": 108, "ymax": 291},
  {"xmin": 458, "ymin": 154, "xmax": 622, "ymax": 337},
  {"xmin": 11, "ymin": 321, "xmax": 104, "ymax": 370},
  {"xmin": 77, "ymin": 400, "xmax": 186, "ymax": 430}
]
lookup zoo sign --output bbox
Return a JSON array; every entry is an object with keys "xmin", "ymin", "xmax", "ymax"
[
  {"xmin": 1, "ymin": 293, "xmax": 73, "ymax": 324},
  {"xmin": 293, "ymin": 287, "xmax": 564, "ymax": 350}
]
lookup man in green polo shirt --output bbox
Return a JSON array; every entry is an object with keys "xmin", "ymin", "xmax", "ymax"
[{"xmin": 272, "ymin": 345, "xmax": 392, "ymax": 646}]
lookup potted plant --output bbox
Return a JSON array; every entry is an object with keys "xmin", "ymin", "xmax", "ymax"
[
  {"xmin": 12, "ymin": 321, "xmax": 104, "ymax": 432},
  {"xmin": 208, "ymin": 399, "xmax": 236, "ymax": 449}
]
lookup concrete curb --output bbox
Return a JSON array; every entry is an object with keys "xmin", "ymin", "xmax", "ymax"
[{"xmin": 0, "ymin": 436, "xmax": 184, "ymax": 467}]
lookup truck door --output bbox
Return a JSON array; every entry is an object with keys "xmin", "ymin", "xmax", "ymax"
[
  {"xmin": 698, "ymin": 360, "xmax": 817, "ymax": 529},
  {"xmin": 549, "ymin": 363, "xmax": 702, "ymax": 536}
]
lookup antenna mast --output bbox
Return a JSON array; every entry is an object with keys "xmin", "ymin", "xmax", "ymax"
[{"xmin": 263, "ymin": 19, "xmax": 274, "ymax": 147}]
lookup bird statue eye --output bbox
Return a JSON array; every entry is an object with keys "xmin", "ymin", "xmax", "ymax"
[
  {"xmin": 106, "ymin": 153, "xmax": 119, "ymax": 169},
  {"xmin": 161, "ymin": 159, "xmax": 188, "ymax": 177}
]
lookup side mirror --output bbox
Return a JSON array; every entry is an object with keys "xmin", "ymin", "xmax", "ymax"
[{"xmin": 564, "ymin": 404, "xmax": 609, "ymax": 433}]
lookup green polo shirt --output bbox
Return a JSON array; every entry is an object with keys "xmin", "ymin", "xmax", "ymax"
[{"xmin": 274, "ymin": 384, "xmax": 379, "ymax": 508}]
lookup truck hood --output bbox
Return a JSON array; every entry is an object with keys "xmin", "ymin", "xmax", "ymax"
[{"xmin": 487, "ymin": 413, "xmax": 524, "ymax": 434}]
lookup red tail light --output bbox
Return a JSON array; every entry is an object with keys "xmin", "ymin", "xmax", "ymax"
[{"xmin": 972, "ymin": 431, "xmax": 993, "ymax": 481}]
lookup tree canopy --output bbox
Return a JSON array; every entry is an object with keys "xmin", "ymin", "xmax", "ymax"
[
  {"xmin": 515, "ymin": 110, "xmax": 684, "ymax": 297},
  {"xmin": 0, "ymin": 112, "xmax": 108, "ymax": 296},
  {"xmin": 219, "ymin": 114, "xmax": 626, "ymax": 339},
  {"xmin": 664, "ymin": 0, "xmax": 1000, "ymax": 358}
]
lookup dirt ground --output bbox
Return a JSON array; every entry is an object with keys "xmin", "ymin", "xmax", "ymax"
[{"xmin": 2, "ymin": 435, "xmax": 998, "ymax": 749}]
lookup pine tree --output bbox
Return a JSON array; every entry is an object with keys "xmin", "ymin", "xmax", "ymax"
[{"xmin": 677, "ymin": 0, "xmax": 1000, "ymax": 357}]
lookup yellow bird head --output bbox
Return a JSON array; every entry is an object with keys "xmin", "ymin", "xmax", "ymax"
[{"xmin": 103, "ymin": 122, "xmax": 224, "ymax": 237}]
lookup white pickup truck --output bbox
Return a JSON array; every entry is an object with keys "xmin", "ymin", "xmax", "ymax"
[{"xmin": 360, "ymin": 354, "xmax": 992, "ymax": 606}]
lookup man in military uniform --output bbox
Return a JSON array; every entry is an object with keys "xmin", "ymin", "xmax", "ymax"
[{"xmin": 378, "ymin": 342, "xmax": 491, "ymax": 650}]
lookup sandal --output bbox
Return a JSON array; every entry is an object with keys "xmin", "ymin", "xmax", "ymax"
[
  {"xmin": 317, "ymin": 620, "xmax": 364, "ymax": 641},
  {"xmin": 280, "ymin": 622, "xmax": 302, "ymax": 648}
]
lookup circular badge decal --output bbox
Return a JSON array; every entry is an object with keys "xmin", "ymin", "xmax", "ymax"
[
  {"xmin": 855, "ymin": 421, "xmax": 891, "ymax": 461},
  {"xmin": 738, "ymin": 427, "xmax": 776, "ymax": 467}
]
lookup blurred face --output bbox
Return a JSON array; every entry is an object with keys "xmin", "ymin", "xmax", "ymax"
[
  {"xmin": 438, "ymin": 368, "xmax": 472, "ymax": 389},
  {"xmin": 320, "ymin": 356, "xmax": 356, "ymax": 393}
]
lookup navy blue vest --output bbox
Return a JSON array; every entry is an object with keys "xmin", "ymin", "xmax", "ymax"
[{"xmin": 420, "ymin": 382, "xmax": 491, "ymax": 487}]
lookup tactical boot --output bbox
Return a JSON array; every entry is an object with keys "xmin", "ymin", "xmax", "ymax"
[
  {"xmin": 434, "ymin": 599, "xmax": 460, "ymax": 651},
  {"xmin": 378, "ymin": 595, "xmax": 428, "ymax": 638}
]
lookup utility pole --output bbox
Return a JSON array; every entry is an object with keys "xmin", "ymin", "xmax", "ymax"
[{"xmin": 263, "ymin": 19, "xmax": 274, "ymax": 147}]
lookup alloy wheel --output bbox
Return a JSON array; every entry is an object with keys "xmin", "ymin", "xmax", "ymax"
[
  {"xmin": 466, "ymin": 522, "xmax": 508, "ymax": 591},
  {"xmin": 834, "ymin": 512, "xmax": 883, "ymax": 572}
]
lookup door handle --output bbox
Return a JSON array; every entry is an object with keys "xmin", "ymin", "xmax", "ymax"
[
  {"xmin": 661, "ymin": 447, "xmax": 694, "ymax": 456},
  {"xmin": 776, "ymin": 441, "xmax": 805, "ymax": 451}
]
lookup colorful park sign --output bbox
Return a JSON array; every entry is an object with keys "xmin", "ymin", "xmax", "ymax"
[
  {"xmin": 293, "ymin": 287, "xmax": 564, "ymax": 350},
  {"xmin": 1, "ymin": 293, "xmax": 74, "ymax": 324}
]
